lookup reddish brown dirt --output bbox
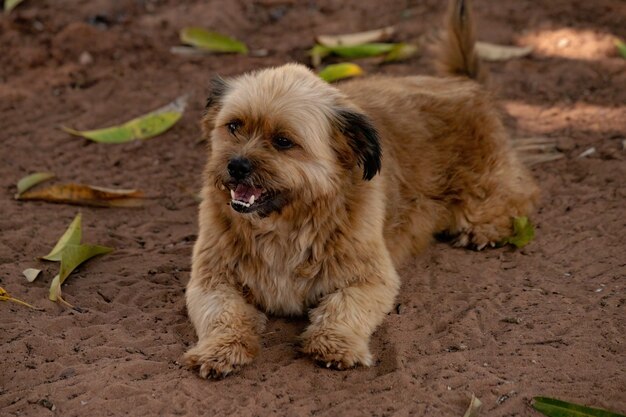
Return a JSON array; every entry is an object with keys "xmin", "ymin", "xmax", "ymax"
[{"xmin": 1, "ymin": 1, "xmax": 625, "ymax": 416}]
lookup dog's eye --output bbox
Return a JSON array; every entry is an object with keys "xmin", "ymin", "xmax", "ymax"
[
  {"xmin": 227, "ymin": 120, "xmax": 242, "ymax": 135},
  {"xmin": 273, "ymin": 136, "xmax": 294, "ymax": 150}
]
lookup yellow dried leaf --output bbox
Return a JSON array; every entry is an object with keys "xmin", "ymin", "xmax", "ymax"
[
  {"xmin": 319, "ymin": 63, "xmax": 364, "ymax": 83},
  {"xmin": 18, "ymin": 184, "xmax": 145, "ymax": 207}
]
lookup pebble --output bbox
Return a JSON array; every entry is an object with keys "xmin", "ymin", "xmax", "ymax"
[{"xmin": 79, "ymin": 51, "xmax": 94, "ymax": 65}]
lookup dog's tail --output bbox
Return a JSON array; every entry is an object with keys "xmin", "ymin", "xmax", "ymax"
[{"xmin": 436, "ymin": 0, "xmax": 486, "ymax": 83}]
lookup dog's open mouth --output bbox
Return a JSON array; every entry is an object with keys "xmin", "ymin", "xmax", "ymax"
[{"xmin": 228, "ymin": 183, "xmax": 270, "ymax": 213}]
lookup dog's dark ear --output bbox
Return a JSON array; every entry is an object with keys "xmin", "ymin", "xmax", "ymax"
[
  {"xmin": 205, "ymin": 76, "xmax": 229, "ymax": 110},
  {"xmin": 335, "ymin": 109, "xmax": 382, "ymax": 180},
  {"xmin": 202, "ymin": 76, "xmax": 230, "ymax": 139}
]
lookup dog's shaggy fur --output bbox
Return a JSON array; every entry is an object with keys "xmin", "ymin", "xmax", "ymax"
[{"xmin": 184, "ymin": 0, "xmax": 539, "ymax": 378}]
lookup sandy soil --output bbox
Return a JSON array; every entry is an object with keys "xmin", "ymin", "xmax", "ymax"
[{"xmin": 1, "ymin": 0, "xmax": 625, "ymax": 416}]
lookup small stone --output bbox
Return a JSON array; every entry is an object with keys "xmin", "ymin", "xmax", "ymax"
[
  {"xmin": 501, "ymin": 317, "xmax": 522, "ymax": 324},
  {"xmin": 556, "ymin": 38, "xmax": 570, "ymax": 48},
  {"xmin": 59, "ymin": 368, "xmax": 76, "ymax": 379},
  {"xmin": 79, "ymin": 51, "xmax": 93, "ymax": 65},
  {"xmin": 395, "ymin": 303, "xmax": 405, "ymax": 314},
  {"xmin": 250, "ymin": 49, "xmax": 269, "ymax": 57},
  {"xmin": 38, "ymin": 398, "xmax": 55, "ymax": 411}
]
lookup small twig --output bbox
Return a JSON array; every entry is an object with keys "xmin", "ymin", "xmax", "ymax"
[
  {"xmin": 522, "ymin": 153, "xmax": 565, "ymax": 166},
  {"xmin": 577, "ymin": 147, "xmax": 596, "ymax": 158},
  {"xmin": 514, "ymin": 144, "xmax": 558, "ymax": 152},
  {"xmin": 523, "ymin": 338, "xmax": 565, "ymax": 346}
]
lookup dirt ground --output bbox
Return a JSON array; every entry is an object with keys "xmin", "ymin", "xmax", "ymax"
[{"xmin": 1, "ymin": 0, "xmax": 625, "ymax": 416}]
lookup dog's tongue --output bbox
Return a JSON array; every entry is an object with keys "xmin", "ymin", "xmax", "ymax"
[{"xmin": 234, "ymin": 184, "xmax": 262, "ymax": 202}]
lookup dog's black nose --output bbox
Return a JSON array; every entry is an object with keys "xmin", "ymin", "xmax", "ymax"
[{"xmin": 227, "ymin": 157, "xmax": 252, "ymax": 180}]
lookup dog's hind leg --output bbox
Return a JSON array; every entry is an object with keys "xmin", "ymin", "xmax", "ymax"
[{"xmin": 446, "ymin": 148, "xmax": 539, "ymax": 250}]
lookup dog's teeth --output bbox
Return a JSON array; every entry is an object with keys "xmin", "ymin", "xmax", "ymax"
[
  {"xmin": 230, "ymin": 190, "xmax": 235, "ymax": 199},
  {"xmin": 232, "ymin": 200, "xmax": 250, "ymax": 208},
  {"xmin": 249, "ymin": 195, "xmax": 255, "ymax": 205}
]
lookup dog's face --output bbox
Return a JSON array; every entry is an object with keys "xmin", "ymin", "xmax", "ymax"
[{"xmin": 202, "ymin": 63, "xmax": 381, "ymax": 218}]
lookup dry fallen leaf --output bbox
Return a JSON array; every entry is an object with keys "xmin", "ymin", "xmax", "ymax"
[
  {"xmin": 0, "ymin": 286, "xmax": 40, "ymax": 310},
  {"xmin": 4, "ymin": 0, "xmax": 24, "ymax": 13},
  {"xmin": 319, "ymin": 63, "xmax": 364, "ymax": 83},
  {"xmin": 17, "ymin": 184, "xmax": 145, "ymax": 207},
  {"xmin": 180, "ymin": 27, "xmax": 248, "ymax": 54},
  {"xmin": 316, "ymin": 26, "xmax": 395, "ymax": 47},
  {"xmin": 15, "ymin": 172, "xmax": 56, "ymax": 198},
  {"xmin": 48, "ymin": 244, "xmax": 114, "ymax": 302},
  {"xmin": 62, "ymin": 95, "xmax": 187, "ymax": 143},
  {"xmin": 476, "ymin": 41, "xmax": 533, "ymax": 61},
  {"xmin": 40, "ymin": 214, "xmax": 114, "ymax": 305},
  {"xmin": 463, "ymin": 393, "xmax": 482, "ymax": 417},
  {"xmin": 41, "ymin": 213, "xmax": 82, "ymax": 261},
  {"xmin": 23, "ymin": 268, "xmax": 42, "ymax": 283}
]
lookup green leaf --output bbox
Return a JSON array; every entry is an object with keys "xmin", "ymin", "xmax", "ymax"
[
  {"xmin": 615, "ymin": 39, "xmax": 626, "ymax": 59},
  {"xmin": 383, "ymin": 42, "xmax": 419, "ymax": 62},
  {"xmin": 180, "ymin": 27, "xmax": 248, "ymax": 54},
  {"xmin": 319, "ymin": 63, "xmax": 364, "ymax": 83},
  {"xmin": 310, "ymin": 42, "xmax": 397, "ymax": 65},
  {"xmin": 15, "ymin": 172, "xmax": 55, "ymax": 197},
  {"xmin": 502, "ymin": 216, "xmax": 535, "ymax": 248},
  {"xmin": 533, "ymin": 397, "xmax": 626, "ymax": 417},
  {"xmin": 23, "ymin": 268, "xmax": 42, "ymax": 283},
  {"xmin": 4, "ymin": 0, "xmax": 25, "ymax": 13},
  {"xmin": 41, "ymin": 213, "xmax": 82, "ymax": 261},
  {"xmin": 310, "ymin": 44, "xmax": 331, "ymax": 67},
  {"xmin": 62, "ymin": 95, "xmax": 187, "ymax": 143},
  {"xmin": 49, "ymin": 244, "xmax": 113, "ymax": 301}
]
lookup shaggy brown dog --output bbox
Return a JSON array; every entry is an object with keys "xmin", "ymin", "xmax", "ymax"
[{"xmin": 184, "ymin": 0, "xmax": 539, "ymax": 378}]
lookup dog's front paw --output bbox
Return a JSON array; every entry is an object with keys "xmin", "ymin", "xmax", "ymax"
[
  {"xmin": 183, "ymin": 332, "xmax": 259, "ymax": 379},
  {"xmin": 301, "ymin": 329, "xmax": 373, "ymax": 370}
]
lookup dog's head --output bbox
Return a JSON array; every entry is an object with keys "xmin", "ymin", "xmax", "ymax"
[{"xmin": 202, "ymin": 63, "xmax": 381, "ymax": 217}]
